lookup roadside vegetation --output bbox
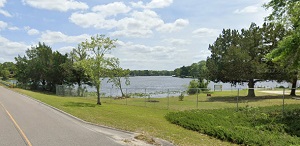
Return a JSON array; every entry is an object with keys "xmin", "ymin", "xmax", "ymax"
[
  {"xmin": 166, "ymin": 106, "xmax": 300, "ymax": 145},
  {"xmin": 11, "ymin": 87, "xmax": 300, "ymax": 145}
]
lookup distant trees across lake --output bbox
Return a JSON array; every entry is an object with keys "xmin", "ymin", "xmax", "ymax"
[{"xmin": 130, "ymin": 70, "xmax": 174, "ymax": 76}]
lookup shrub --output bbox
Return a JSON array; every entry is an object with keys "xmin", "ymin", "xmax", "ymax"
[
  {"xmin": 187, "ymin": 80, "xmax": 199, "ymax": 94},
  {"xmin": 187, "ymin": 79, "xmax": 209, "ymax": 95},
  {"xmin": 178, "ymin": 92, "xmax": 184, "ymax": 101},
  {"xmin": 165, "ymin": 106, "xmax": 300, "ymax": 145}
]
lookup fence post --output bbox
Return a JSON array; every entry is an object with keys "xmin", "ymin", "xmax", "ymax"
[
  {"xmin": 126, "ymin": 88, "xmax": 128, "ymax": 105},
  {"xmin": 197, "ymin": 88, "xmax": 199, "ymax": 108},
  {"xmin": 282, "ymin": 88, "xmax": 285, "ymax": 116},
  {"xmin": 145, "ymin": 88, "xmax": 147, "ymax": 107},
  {"xmin": 236, "ymin": 89, "xmax": 239, "ymax": 112},
  {"xmin": 110, "ymin": 88, "xmax": 112, "ymax": 103},
  {"xmin": 167, "ymin": 89, "xmax": 170, "ymax": 110}
]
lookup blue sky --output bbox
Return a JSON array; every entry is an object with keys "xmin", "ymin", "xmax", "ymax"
[{"xmin": 0, "ymin": 0, "xmax": 270, "ymax": 70}]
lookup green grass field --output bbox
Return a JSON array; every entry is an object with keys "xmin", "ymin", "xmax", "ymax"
[{"xmin": 12, "ymin": 88, "xmax": 300, "ymax": 146}]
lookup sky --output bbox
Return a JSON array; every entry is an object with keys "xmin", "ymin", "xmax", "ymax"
[{"xmin": 0, "ymin": 0, "xmax": 271, "ymax": 70}]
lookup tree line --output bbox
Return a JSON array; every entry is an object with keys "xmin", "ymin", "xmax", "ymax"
[
  {"xmin": 173, "ymin": 60, "xmax": 207, "ymax": 78},
  {"xmin": 129, "ymin": 70, "xmax": 173, "ymax": 76},
  {"xmin": 12, "ymin": 35, "xmax": 130, "ymax": 105}
]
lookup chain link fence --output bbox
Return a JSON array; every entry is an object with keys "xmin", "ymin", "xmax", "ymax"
[
  {"xmin": 56, "ymin": 85, "xmax": 300, "ymax": 111},
  {"xmin": 56, "ymin": 85, "xmax": 88, "ymax": 97}
]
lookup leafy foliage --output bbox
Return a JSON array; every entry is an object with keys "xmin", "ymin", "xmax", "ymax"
[
  {"xmin": 173, "ymin": 60, "xmax": 208, "ymax": 79},
  {"xmin": 75, "ymin": 35, "xmax": 117, "ymax": 105},
  {"xmin": 130, "ymin": 70, "xmax": 173, "ymax": 76},
  {"xmin": 15, "ymin": 43, "xmax": 68, "ymax": 92},
  {"xmin": 206, "ymin": 23, "xmax": 286, "ymax": 97},
  {"xmin": 0, "ymin": 62, "xmax": 16, "ymax": 80},
  {"xmin": 187, "ymin": 79, "xmax": 209, "ymax": 95},
  {"xmin": 62, "ymin": 45, "xmax": 91, "ymax": 96},
  {"xmin": 265, "ymin": 0, "xmax": 300, "ymax": 96},
  {"xmin": 107, "ymin": 59, "xmax": 130, "ymax": 97},
  {"xmin": 166, "ymin": 106, "xmax": 300, "ymax": 145}
]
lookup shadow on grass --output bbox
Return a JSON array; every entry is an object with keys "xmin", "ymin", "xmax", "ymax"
[
  {"xmin": 205, "ymin": 95, "xmax": 298, "ymax": 103},
  {"xmin": 63, "ymin": 102, "xmax": 96, "ymax": 107}
]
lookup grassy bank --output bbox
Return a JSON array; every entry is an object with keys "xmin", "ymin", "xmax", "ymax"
[
  {"xmin": 12, "ymin": 88, "xmax": 300, "ymax": 145},
  {"xmin": 166, "ymin": 105, "xmax": 300, "ymax": 145}
]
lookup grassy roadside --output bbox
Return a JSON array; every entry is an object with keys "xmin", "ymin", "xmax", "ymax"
[
  {"xmin": 12, "ymin": 88, "xmax": 300, "ymax": 145},
  {"xmin": 13, "ymin": 88, "xmax": 236, "ymax": 146}
]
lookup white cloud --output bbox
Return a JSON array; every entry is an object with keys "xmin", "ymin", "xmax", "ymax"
[
  {"xmin": 22, "ymin": 0, "xmax": 89, "ymax": 12},
  {"xmin": 0, "ymin": 0, "xmax": 6, "ymax": 7},
  {"xmin": 8, "ymin": 26, "xmax": 19, "ymax": 30},
  {"xmin": 234, "ymin": 5, "xmax": 259, "ymax": 14},
  {"xmin": 192, "ymin": 28, "xmax": 219, "ymax": 37},
  {"xmin": 131, "ymin": 0, "xmax": 173, "ymax": 9},
  {"xmin": 70, "ymin": 9, "xmax": 167, "ymax": 37},
  {"xmin": 115, "ymin": 40, "xmax": 184, "ymax": 70},
  {"xmin": 92, "ymin": 2, "xmax": 131, "ymax": 17},
  {"xmin": 27, "ymin": 29, "xmax": 39, "ymax": 35},
  {"xmin": 69, "ymin": 12, "xmax": 118, "ymax": 29},
  {"xmin": 0, "ymin": 36, "xmax": 28, "ymax": 60},
  {"xmin": 164, "ymin": 38, "xmax": 190, "ymax": 46},
  {"xmin": 116, "ymin": 40, "xmax": 175, "ymax": 55},
  {"xmin": 70, "ymin": 1, "xmax": 187, "ymax": 38},
  {"xmin": 0, "ymin": 9, "xmax": 11, "ymax": 17},
  {"xmin": 39, "ymin": 30, "xmax": 90, "ymax": 45},
  {"xmin": 112, "ymin": 10, "xmax": 164, "ymax": 37},
  {"xmin": 0, "ymin": 21, "xmax": 7, "ymax": 30},
  {"xmin": 126, "ymin": 9, "xmax": 164, "ymax": 28},
  {"xmin": 70, "ymin": 2, "xmax": 131, "ymax": 29},
  {"xmin": 110, "ymin": 29, "xmax": 153, "ymax": 38},
  {"xmin": 0, "ymin": 21, "xmax": 19, "ymax": 31},
  {"xmin": 58, "ymin": 46, "xmax": 74, "ymax": 54},
  {"xmin": 0, "ymin": 0, "xmax": 12, "ymax": 17},
  {"xmin": 157, "ymin": 19, "xmax": 189, "ymax": 33}
]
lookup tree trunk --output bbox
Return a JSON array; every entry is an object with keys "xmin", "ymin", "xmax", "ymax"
[
  {"xmin": 77, "ymin": 82, "xmax": 81, "ymax": 97},
  {"xmin": 119, "ymin": 78, "xmax": 125, "ymax": 97},
  {"xmin": 247, "ymin": 79, "xmax": 255, "ymax": 97},
  {"xmin": 96, "ymin": 85, "xmax": 101, "ymax": 105},
  {"xmin": 120, "ymin": 87, "xmax": 125, "ymax": 97},
  {"xmin": 290, "ymin": 77, "xmax": 297, "ymax": 96}
]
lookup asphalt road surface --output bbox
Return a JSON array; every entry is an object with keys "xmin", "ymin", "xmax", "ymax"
[{"xmin": 0, "ymin": 86, "xmax": 154, "ymax": 146}]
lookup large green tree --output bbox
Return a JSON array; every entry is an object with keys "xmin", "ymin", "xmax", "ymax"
[
  {"xmin": 76, "ymin": 35, "xmax": 117, "ymax": 105},
  {"xmin": 15, "ymin": 43, "xmax": 68, "ymax": 92},
  {"xmin": 63, "ymin": 45, "xmax": 90, "ymax": 96},
  {"xmin": 207, "ymin": 23, "xmax": 285, "ymax": 97},
  {"xmin": 15, "ymin": 56, "xmax": 30, "ymax": 87},
  {"xmin": 265, "ymin": 0, "xmax": 300, "ymax": 96}
]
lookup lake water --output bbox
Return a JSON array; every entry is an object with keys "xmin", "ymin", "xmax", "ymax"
[{"xmin": 84, "ymin": 76, "xmax": 296, "ymax": 97}]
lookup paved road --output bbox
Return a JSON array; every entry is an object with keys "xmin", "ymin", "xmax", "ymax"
[{"xmin": 0, "ymin": 86, "xmax": 147, "ymax": 146}]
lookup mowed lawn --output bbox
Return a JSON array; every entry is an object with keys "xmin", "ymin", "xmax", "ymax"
[{"xmin": 13, "ymin": 88, "xmax": 300, "ymax": 146}]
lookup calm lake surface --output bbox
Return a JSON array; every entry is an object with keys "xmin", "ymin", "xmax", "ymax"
[
  {"xmin": 85, "ymin": 76, "xmax": 295, "ymax": 97},
  {"xmin": 96, "ymin": 76, "xmax": 293, "ymax": 90}
]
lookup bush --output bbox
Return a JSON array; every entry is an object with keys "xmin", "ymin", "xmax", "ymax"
[
  {"xmin": 165, "ymin": 105, "xmax": 300, "ymax": 145},
  {"xmin": 187, "ymin": 79, "xmax": 209, "ymax": 95},
  {"xmin": 187, "ymin": 80, "xmax": 199, "ymax": 94},
  {"xmin": 178, "ymin": 92, "xmax": 184, "ymax": 101}
]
